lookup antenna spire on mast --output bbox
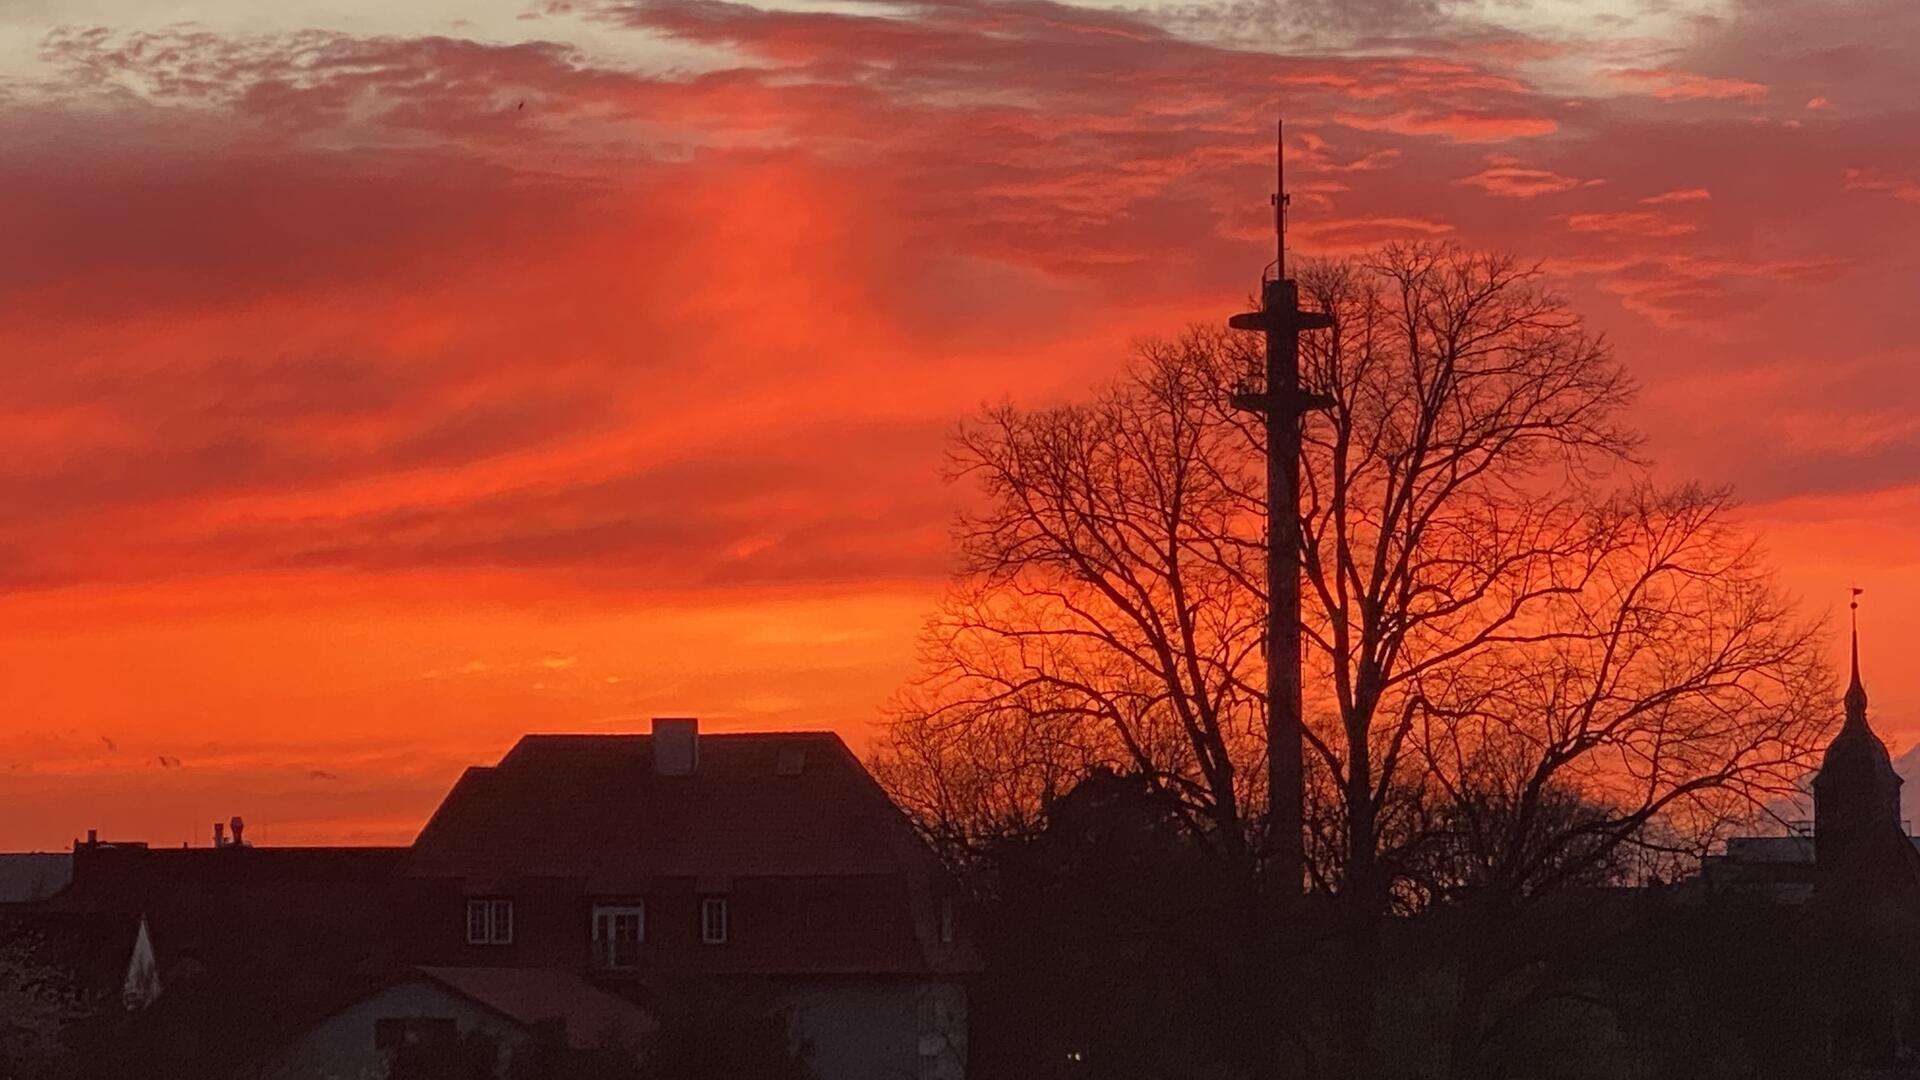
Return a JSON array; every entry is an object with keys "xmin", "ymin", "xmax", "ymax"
[
  {"xmin": 1274, "ymin": 118, "xmax": 1290, "ymax": 276},
  {"xmin": 1275, "ymin": 119, "xmax": 1287, "ymax": 280}
]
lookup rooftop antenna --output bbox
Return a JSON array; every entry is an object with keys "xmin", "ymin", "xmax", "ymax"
[{"xmin": 1274, "ymin": 118, "xmax": 1287, "ymax": 280}]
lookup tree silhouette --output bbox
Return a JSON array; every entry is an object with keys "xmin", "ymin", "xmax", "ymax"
[
  {"xmin": 874, "ymin": 242, "xmax": 1830, "ymax": 1079},
  {"xmin": 0, "ymin": 930, "xmax": 83, "ymax": 1080}
]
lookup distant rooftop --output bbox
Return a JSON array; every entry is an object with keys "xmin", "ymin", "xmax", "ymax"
[{"xmin": 0, "ymin": 852, "xmax": 73, "ymax": 903}]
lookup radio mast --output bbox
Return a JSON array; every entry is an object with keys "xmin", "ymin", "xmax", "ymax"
[{"xmin": 1228, "ymin": 118, "xmax": 1333, "ymax": 895}]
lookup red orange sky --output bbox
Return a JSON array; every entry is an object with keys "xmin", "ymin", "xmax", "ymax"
[{"xmin": 2, "ymin": 0, "xmax": 1917, "ymax": 849}]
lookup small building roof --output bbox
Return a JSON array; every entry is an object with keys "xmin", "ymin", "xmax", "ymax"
[
  {"xmin": 0, "ymin": 853, "xmax": 73, "ymax": 903},
  {"xmin": 414, "ymin": 966, "xmax": 654, "ymax": 1050}
]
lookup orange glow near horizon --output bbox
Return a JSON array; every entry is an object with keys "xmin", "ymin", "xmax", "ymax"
[{"xmin": 2, "ymin": 0, "xmax": 1918, "ymax": 849}]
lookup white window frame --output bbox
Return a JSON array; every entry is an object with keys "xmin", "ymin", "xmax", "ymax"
[
  {"xmin": 701, "ymin": 897, "xmax": 729, "ymax": 945},
  {"xmin": 592, "ymin": 903, "xmax": 646, "ymax": 969},
  {"xmin": 466, "ymin": 898, "xmax": 513, "ymax": 945}
]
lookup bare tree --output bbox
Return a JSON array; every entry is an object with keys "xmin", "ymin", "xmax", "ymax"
[
  {"xmin": 1398, "ymin": 485, "xmax": 1829, "ymax": 1079},
  {"xmin": 884, "ymin": 331, "xmax": 1267, "ymax": 864},
  {"xmin": 873, "ymin": 331, "xmax": 1294, "ymax": 1075},
  {"xmin": 1288, "ymin": 250, "xmax": 1826, "ymax": 1073},
  {"xmin": 873, "ymin": 242, "xmax": 1830, "ymax": 1079}
]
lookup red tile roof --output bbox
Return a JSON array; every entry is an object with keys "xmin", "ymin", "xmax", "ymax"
[{"xmin": 414, "ymin": 966, "xmax": 654, "ymax": 1049}]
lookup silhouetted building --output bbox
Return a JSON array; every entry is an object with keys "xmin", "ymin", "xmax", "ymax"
[
  {"xmin": 400, "ymin": 718, "xmax": 977, "ymax": 1080},
  {"xmin": 1812, "ymin": 629, "xmax": 1920, "ymax": 910},
  {"xmin": 1694, "ymin": 830, "xmax": 1817, "ymax": 902},
  {"xmin": 1807, "ymin": 625, "xmax": 1920, "ymax": 1069},
  {"xmin": 0, "ymin": 851, "xmax": 74, "ymax": 903},
  {"xmin": 0, "ymin": 909, "xmax": 159, "ymax": 1010},
  {"xmin": 25, "ymin": 838, "xmax": 425, "ymax": 1074},
  {"xmin": 1694, "ymin": 624, "xmax": 1920, "ymax": 908},
  {"xmin": 1666, "ymin": 618, "xmax": 1920, "ymax": 1072},
  {"xmin": 9, "ymin": 720, "xmax": 976, "ymax": 1079},
  {"xmin": 265, "ymin": 965, "xmax": 654, "ymax": 1079}
]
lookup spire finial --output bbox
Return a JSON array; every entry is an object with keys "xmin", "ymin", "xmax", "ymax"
[{"xmin": 1846, "ymin": 587, "xmax": 1868, "ymax": 725}]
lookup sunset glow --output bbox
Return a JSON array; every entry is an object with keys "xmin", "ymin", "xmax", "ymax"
[{"xmin": 3, "ymin": 0, "xmax": 1917, "ymax": 848}]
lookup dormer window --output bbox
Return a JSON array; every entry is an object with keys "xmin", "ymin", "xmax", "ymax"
[
  {"xmin": 593, "ymin": 903, "xmax": 645, "ymax": 969},
  {"xmin": 466, "ymin": 898, "xmax": 513, "ymax": 945},
  {"xmin": 701, "ymin": 897, "xmax": 729, "ymax": 945}
]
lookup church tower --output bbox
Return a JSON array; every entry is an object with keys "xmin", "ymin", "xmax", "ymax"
[{"xmin": 1813, "ymin": 601, "xmax": 1903, "ymax": 872}]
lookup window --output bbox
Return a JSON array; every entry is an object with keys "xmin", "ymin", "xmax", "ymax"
[
  {"xmin": 939, "ymin": 897, "xmax": 956, "ymax": 945},
  {"xmin": 592, "ymin": 903, "xmax": 645, "ymax": 969},
  {"xmin": 374, "ymin": 1017, "xmax": 456, "ymax": 1051},
  {"xmin": 465, "ymin": 898, "xmax": 513, "ymax": 945},
  {"xmin": 701, "ymin": 897, "xmax": 728, "ymax": 945}
]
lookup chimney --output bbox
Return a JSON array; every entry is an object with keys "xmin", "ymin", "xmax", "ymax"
[
  {"xmin": 213, "ymin": 822, "xmax": 226, "ymax": 848},
  {"xmin": 653, "ymin": 717, "xmax": 699, "ymax": 776},
  {"xmin": 85, "ymin": 829, "xmax": 98, "ymax": 848},
  {"xmin": 230, "ymin": 816, "xmax": 246, "ymax": 847}
]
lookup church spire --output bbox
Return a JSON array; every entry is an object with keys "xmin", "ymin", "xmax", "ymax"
[
  {"xmin": 1845, "ymin": 588, "xmax": 1868, "ymax": 727},
  {"xmin": 1814, "ymin": 586, "xmax": 1903, "ymax": 885}
]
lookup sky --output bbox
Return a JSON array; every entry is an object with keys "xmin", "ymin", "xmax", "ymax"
[{"xmin": 1, "ymin": 0, "xmax": 1917, "ymax": 849}]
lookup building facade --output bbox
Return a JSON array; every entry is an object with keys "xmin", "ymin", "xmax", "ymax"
[{"xmin": 397, "ymin": 719, "xmax": 978, "ymax": 1079}]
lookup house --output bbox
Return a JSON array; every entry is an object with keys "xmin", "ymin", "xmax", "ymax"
[
  {"xmin": 10, "ymin": 719, "xmax": 976, "ymax": 1078},
  {"xmin": 0, "ymin": 908, "xmax": 160, "ymax": 1011},
  {"xmin": 265, "ymin": 965, "xmax": 654, "ymax": 1079},
  {"xmin": 400, "ymin": 718, "xmax": 979, "ymax": 1080},
  {"xmin": 30, "ymin": 836, "xmax": 430, "ymax": 1076},
  {"xmin": 0, "ymin": 908, "xmax": 161, "ymax": 1075}
]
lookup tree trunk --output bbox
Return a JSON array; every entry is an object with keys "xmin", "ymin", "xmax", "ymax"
[
  {"xmin": 1340, "ymin": 745, "xmax": 1379, "ymax": 1080},
  {"xmin": 1448, "ymin": 953, "xmax": 1493, "ymax": 1080}
]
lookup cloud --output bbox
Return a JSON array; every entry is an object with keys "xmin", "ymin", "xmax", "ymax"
[
  {"xmin": 1333, "ymin": 107, "xmax": 1557, "ymax": 142},
  {"xmin": 1560, "ymin": 250, "xmax": 1854, "ymax": 330},
  {"xmin": 1844, "ymin": 168, "xmax": 1920, "ymax": 204},
  {"xmin": 1561, "ymin": 211, "xmax": 1698, "ymax": 239},
  {"xmin": 3, "ymin": 0, "xmax": 1920, "ymax": 848},
  {"xmin": 1609, "ymin": 67, "xmax": 1769, "ymax": 103},
  {"xmin": 1455, "ymin": 161, "xmax": 1593, "ymax": 197},
  {"xmin": 1639, "ymin": 187, "xmax": 1712, "ymax": 205},
  {"xmin": 1291, "ymin": 214, "xmax": 1455, "ymax": 251}
]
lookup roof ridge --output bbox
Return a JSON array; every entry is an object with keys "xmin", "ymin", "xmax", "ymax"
[{"xmin": 512, "ymin": 731, "xmax": 843, "ymax": 739}]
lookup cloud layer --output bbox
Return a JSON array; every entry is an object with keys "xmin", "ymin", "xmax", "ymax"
[{"xmin": 2, "ymin": 0, "xmax": 1917, "ymax": 846}]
